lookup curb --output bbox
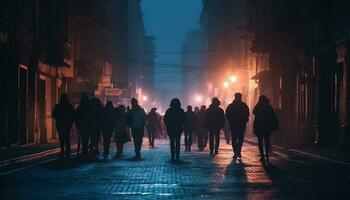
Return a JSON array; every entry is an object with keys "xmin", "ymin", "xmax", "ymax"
[
  {"xmin": 245, "ymin": 138, "xmax": 350, "ymax": 168},
  {"xmin": 0, "ymin": 148, "xmax": 61, "ymax": 168}
]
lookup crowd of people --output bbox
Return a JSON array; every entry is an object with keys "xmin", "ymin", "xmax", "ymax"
[{"xmin": 52, "ymin": 92, "xmax": 279, "ymax": 165}]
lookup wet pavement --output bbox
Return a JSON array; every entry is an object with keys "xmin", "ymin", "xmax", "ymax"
[{"xmin": 1, "ymin": 139, "xmax": 350, "ymax": 200}]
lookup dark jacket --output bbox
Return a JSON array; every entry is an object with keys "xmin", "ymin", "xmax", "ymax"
[
  {"xmin": 196, "ymin": 110, "xmax": 207, "ymax": 134},
  {"xmin": 205, "ymin": 104, "xmax": 225, "ymax": 131},
  {"xmin": 75, "ymin": 101, "xmax": 91, "ymax": 131},
  {"xmin": 225, "ymin": 100, "xmax": 249, "ymax": 131},
  {"xmin": 253, "ymin": 103, "xmax": 279, "ymax": 135},
  {"xmin": 52, "ymin": 102, "xmax": 75, "ymax": 130},
  {"xmin": 126, "ymin": 106, "xmax": 147, "ymax": 130},
  {"xmin": 147, "ymin": 111, "xmax": 161, "ymax": 132},
  {"xmin": 101, "ymin": 106, "xmax": 116, "ymax": 133},
  {"xmin": 184, "ymin": 110, "xmax": 197, "ymax": 130},
  {"xmin": 164, "ymin": 107, "xmax": 185, "ymax": 137}
]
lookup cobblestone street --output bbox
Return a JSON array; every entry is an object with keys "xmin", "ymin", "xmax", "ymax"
[{"xmin": 1, "ymin": 139, "xmax": 350, "ymax": 200}]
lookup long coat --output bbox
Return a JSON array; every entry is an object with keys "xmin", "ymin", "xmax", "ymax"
[{"xmin": 253, "ymin": 103, "xmax": 279, "ymax": 135}]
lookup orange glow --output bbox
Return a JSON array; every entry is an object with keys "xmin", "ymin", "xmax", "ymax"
[{"xmin": 223, "ymin": 82, "xmax": 229, "ymax": 88}]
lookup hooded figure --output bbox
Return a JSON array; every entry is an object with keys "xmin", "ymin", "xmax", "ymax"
[
  {"xmin": 101, "ymin": 101, "xmax": 116, "ymax": 157},
  {"xmin": 52, "ymin": 94, "xmax": 75, "ymax": 157},
  {"xmin": 126, "ymin": 98, "xmax": 147, "ymax": 160},
  {"xmin": 89, "ymin": 97, "xmax": 103, "ymax": 154},
  {"xmin": 164, "ymin": 98, "xmax": 185, "ymax": 162},
  {"xmin": 75, "ymin": 93, "xmax": 91, "ymax": 156},
  {"xmin": 205, "ymin": 98, "xmax": 225, "ymax": 155},
  {"xmin": 253, "ymin": 95, "xmax": 279, "ymax": 164},
  {"xmin": 226, "ymin": 93, "xmax": 249, "ymax": 160},
  {"xmin": 114, "ymin": 105, "xmax": 129, "ymax": 156},
  {"xmin": 196, "ymin": 105, "xmax": 207, "ymax": 151},
  {"xmin": 147, "ymin": 108, "xmax": 161, "ymax": 148},
  {"xmin": 184, "ymin": 105, "xmax": 197, "ymax": 152}
]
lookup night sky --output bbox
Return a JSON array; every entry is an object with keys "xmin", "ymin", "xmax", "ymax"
[{"xmin": 141, "ymin": 0, "xmax": 202, "ymax": 104}]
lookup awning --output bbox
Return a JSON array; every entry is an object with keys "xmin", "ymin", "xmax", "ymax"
[{"xmin": 251, "ymin": 70, "xmax": 273, "ymax": 80}]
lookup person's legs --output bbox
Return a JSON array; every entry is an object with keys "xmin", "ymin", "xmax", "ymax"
[
  {"xmin": 184, "ymin": 130, "xmax": 189, "ymax": 151},
  {"xmin": 257, "ymin": 135, "xmax": 265, "ymax": 161},
  {"xmin": 231, "ymin": 130, "xmax": 238, "ymax": 157},
  {"xmin": 57, "ymin": 129, "xmax": 65, "ymax": 156},
  {"xmin": 170, "ymin": 136, "xmax": 175, "ymax": 161},
  {"xmin": 175, "ymin": 135, "xmax": 181, "ymax": 161},
  {"xmin": 197, "ymin": 133, "xmax": 203, "ymax": 150},
  {"xmin": 209, "ymin": 130, "xmax": 214, "ymax": 154},
  {"xmin": 132, "ymin": 128, "xmax": 143, "ymax": 159},
  {"xmin": 64, "ymin": 127, "xmax": 71, "ymax": 157},
  {"xmin": 188, "ymin": 130, "xmax": 192, "ymax": 151},
  {"xmin": 204, "ymin": 132, "xmax": 208, "ymax": 148},
  {"xmin": 264, "ymin": 133, "xmax": 271, "ymax": 162},
  {"xmin": 237, "ymin": 131, "xmax": 245, "ymax": 158},
  {"xmin": 214, "ymin": 129, "xmax": 220, "ymax": 154},
  {"xmin": 151, "ymin": 130, "xmax": 155, "ymax": 147}
]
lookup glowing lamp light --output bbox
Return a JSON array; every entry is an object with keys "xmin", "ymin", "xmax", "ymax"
[
  {"xmin": 223, "ymin": 82, "xmax": 229, "ymax": 88},
  {"xmin": 230, "ymin": 75, "xmax": 237, "ymax": 82},
  {"xmin": 195, "ymin": 95, "xmax": 203, "ymax": 103},
  {"xmin": 142, "ymin": 95, "xmax": 148, "ymax": 101}
]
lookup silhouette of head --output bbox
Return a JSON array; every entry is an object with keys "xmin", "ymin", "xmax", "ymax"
[
  {"xmin": 105, "ymin": 101, "xmax": 113, "ymax": 109},
  {"xmin": 170, "ymin": 98, "xmax": 181, "ymax": 108},
  {"xmin": 151, "ymin": 107, "xmax": 157, "ymax": 113},
  {"xmin": 234, "ymin": 93, "xmax": 242, "ymax": 101},
  {"xmin": 212, "ymin": 97, "xmax": 220, "ymax": 106},
  {"xmin": 131, "ymin": 98, "xmax": 139, "ymax": 108},
  {"xmin": 258, "ymin": 95, "xmax": 270, "ymax": 105},
  {"xmin": 187, "ymin": 105, "xmax": 192, "ymax": 111},
  {"xmin": 200, "ymin": 105, "xmax": 206, "ymax": 111},
  {"xmin": 60, "ymin": 93, "xmax": 69, "ymax": 104},
  {"xmin": 118, "ymin": 105, "xmax": 126, "ymax": 112},
  {"xmin": 194, "ymin": 106, "xmax": 199, "ymax": 112}
]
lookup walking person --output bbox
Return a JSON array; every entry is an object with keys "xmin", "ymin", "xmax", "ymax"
[
  {"xmin": 146, "ymin": 108, "xmax": 161, "ymax": 148},
  {"xmin": 196, "ymin": 105, "xmax": 207, "ymax": 151},
  {"xmin": 226, "ymin": 93, "xmax": 249, "ymax": 160},
  {"xmin": 253, "ymin": 95, "xmax": 279, "ymax": 165},
  {"xmin": 164, "ymin": 98, "xmax": 186, "ymax": 162},
  {"xmin": 75, "ymin": 93, "xmax": 91, "ymax": 156},
  {"xmin": 89, "ymin": 97, "xmax": 103, "ymax": 154},
  {"xmin": 184, "ymin": 105, "xmax": 196, "ymax": 152},
  {"xmin": 52, "ymin": 94, "xmax": 75, "ymax": 158},
  {"xmin": 126, "ymin": 98, "xmax": 147, "ymax": 160},
  {"xmin": 101, "ymin": 101, "xmax": 115, "ymax": 158},
  {"xmin": 205, "ymin": 98, "xmax": 225, "ymax": 155},
  {"xmin": 114, "ymin": 105, "xmax": 129, "ymax": 157}
]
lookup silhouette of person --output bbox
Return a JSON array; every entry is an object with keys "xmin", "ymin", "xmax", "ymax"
[
  {"xmin": 114, "ymin": 105, "xmax": 129, "ymax": 156},
  {"xmin": 126, "ymin": 98, "xmax": 147, "ymax": 160},
  {"xmin": 226, "ymin": 93, "xmax": 249, "ymax": 160},
  {"xmin": 253, "ymin": 95, "xmax": 279, "ymax": 164},
  {"xmin": 52, "ymin": 94, "xmax": 75, "ymax": 158},
  {"xmin": 75, "ymin": 93, "xmax": 91, "ymax": 156},
  {"xmin": 164, "ymin": 98, "xmax": 186, "ymax": 162},
  {"xmin": 184, "ymin": 105, "xmax": 196, "ymax": 152},
  {"xmin": 89, "ymin": 97, "xmax": 103, "ymax": 154},
  {"xmin": 196, "ymin": 105, "xmax": 207, "ymax": 151},
  {"xmin": 101, "ymin": 101, "xmax": 115, "ymax": 158},
  {"xmin": 146, "ymin": 108, "xmax": 161, "ymax": 148},
  {"xmin": 205, "ymin": 98, "xmax": 225, "ymax": 155}
]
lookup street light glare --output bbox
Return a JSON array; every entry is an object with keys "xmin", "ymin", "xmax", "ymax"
[
  {"xmin": 195, "ymin": 95, "xmax": 203, "ymax": 102},
  {"xmin": 142, "ymin": 96, "xmax": 148, "ymax": 101},
  {"xmin": 230, "ymin": 75, "xmax": 237, "ymax": 82},
  {"xmin": 223, "ymin": 82, "xmax": 229, "ymax": 88}
]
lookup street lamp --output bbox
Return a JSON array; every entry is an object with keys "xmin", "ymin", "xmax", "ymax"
[
  {"xmin": 195, "ymin": 95, "xmax": 203, "ymax": 103},
  {"xmin": 142, "ymin": 95, "xmax": 148, "ymax": 101},
  {"xmin": 223, "ymin": 81, "xmax": 229, "ymax": 88},
  {"xmin": 230, "ymin": 75, "xmax": 237, "ymax": 83}
]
